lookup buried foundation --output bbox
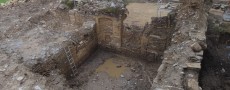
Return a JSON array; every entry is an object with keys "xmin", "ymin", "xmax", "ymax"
[
  {"xmin": 30, "ymin": 3, "xmax": 176, "ymax": 90},
  {"xmin": 68, "ymin": 49, "xmax": 162, "ymax": 90},
  {"xmin": 0, "ymin": 0, "xmax": 209, "ymax": 89},
  {"xmin": 36, "ymin": 17, "xmax": 174, "ymax": 90}
]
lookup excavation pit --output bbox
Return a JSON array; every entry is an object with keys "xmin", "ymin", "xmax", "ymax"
[
  {"xmin": 27, "ymin": 13, "xmax": 175, "ymax": 89},
  {"xmin": 67, "ymin": 49, "xmax": 161, "ymax": 90},
  {"xmin": 0, "ymin": 1, "xmax": 191, "ymax": 89},
  {"xmin": 29, "ymin": 8, "xmax": 176, "ymax": 89}
]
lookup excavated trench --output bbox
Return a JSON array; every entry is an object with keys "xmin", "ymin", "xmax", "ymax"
[
  {"xmin": 65, "ymin": 16, "xmax": 176, "ymax": 90},
  {"xmin": 67, "ymin": 49, "xmax": 162, "ymax": 90},
  {"xmin": 199, "ymin": 13, "xmax": 230, "ymax": 90},
  {"xmin": 200, "ymin": 34, "xmax": 230, "ymax": 90},
  {"xmin": 0, "ymin": 1, "xmax": 182, "ymax": 89},
  {"xmin": 7, "ymin": 1, "xmax": 208, "ymax": 89},
  {"xmin": 0, "ymin": 0, "xmax": 211, "ymax": 89},
  {"xmin": 30, "ymin": 12, "xmax": 176, "ymax": 89}
]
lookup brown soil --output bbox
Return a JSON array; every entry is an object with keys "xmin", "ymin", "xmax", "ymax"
[
  {"xmin": 124, "ymin": 3, "xmax": 171, "ymax": 27},
  {"xmin": 68, "ymin": 50, "xmax": 161, "ymax": 90}
]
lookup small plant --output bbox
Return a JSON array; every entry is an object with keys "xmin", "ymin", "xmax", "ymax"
[
  {"xmin": 0, "ymin": 0, "xmax": 8, "ymax": 4},
  {"xmin": 61, "ymin": 0, "xmax": 74, "ymax": 9},
  {"xmin": 220, "ymin": 23, "xmax": 230, "ymax": 33},
  {"xmin": 123, "ymin": 0, "xmax": 130, "ymax": 6}
]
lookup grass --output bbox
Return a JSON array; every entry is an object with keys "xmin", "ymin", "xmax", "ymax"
[{"xmin": 0, "ymin": 0, "xmax": 8, "ymax": 3}]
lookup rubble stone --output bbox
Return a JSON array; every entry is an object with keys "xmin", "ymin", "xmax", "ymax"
[
  {"xmin": 191, "ymin": 42, "xmax": 203, "ymax": 52},
  {"xmin": 187, "ymin": 78, "xmax": 201, "ymax": 90},
  {"xmin": 186, "ymin": 63, "xmax": 201, "ymax": 69},
  {"xmin": 153, "ymin": 0, "xmax": 207, "ymax": 89}
]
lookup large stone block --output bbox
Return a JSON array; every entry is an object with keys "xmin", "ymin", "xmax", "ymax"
[
  {"xmin": 187, "ymin": 78, "xmax": 201, "ymax": 90},
  {"xmin": 191, "ymin": 42, "xmax": 202, "ymax": 52}
]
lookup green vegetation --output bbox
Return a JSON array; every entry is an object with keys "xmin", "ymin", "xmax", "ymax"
[
  {"xmin": 211, "ymin": 22, "xmax": 230, "ymax": 33},
  {"xmin": 61, "ymin": 0, "xmax": 74, "ymax": 9},
  {"xmin": 208, "ymin": 17, "xmax": 230, "ymax": 33},
  {"xmin": 0, "ymin": 0, "xmax": 8, "ymax": 3},
  {"xmin": 123, "ymin": 0, "xmax": 130, "ymax": 6},
  {"xmin": 220, "ymin": 23, "xmax": 230, "ymax": 33},
  {"xmin": 101, "ymin": 7, "xmax": 120, "ymax": 14}
]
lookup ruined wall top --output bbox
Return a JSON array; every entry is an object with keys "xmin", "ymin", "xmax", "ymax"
[{"xmin": 72, "ymin": 0, "xmax": 126, "ymax": 17}]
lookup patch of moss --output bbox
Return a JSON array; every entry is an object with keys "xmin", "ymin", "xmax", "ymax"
[
  {"xmin": 220, "ymin": 23, "xmax": 230, "ymax": 33},
  {"xmin": 211, "ymin": 23, "xmax": 230, "ymax": 33},
  {"xmin": 123, "ymin": 0, "xmax": 130, "ymax": 6},
  {"xmin": 103, "ymin": 7, "xmax": 118, "ymax": 13},
  {"xmin": 61, "ymin": 0, "xmax": 74, "ymax": 9}
]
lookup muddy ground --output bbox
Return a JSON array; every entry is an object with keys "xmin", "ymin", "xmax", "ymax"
[{"xmin": 68, "ymin": 50, "xmax": 161, "ymax": 90}]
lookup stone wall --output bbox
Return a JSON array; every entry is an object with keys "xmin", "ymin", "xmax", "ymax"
[
  {"xmin": 95, "ymin": 15, "xmax": 122, "ymax": 48},
  {"xmin": 32, "ymin": 20, "xmax": 97, "ymax": 78},
  {"xmin": 152, "ymin": 1, "xmax": 207, "ymax": 90},
  {"xmin": 95, "ymin": 14, "xmax": 175, "ymax": 61}
]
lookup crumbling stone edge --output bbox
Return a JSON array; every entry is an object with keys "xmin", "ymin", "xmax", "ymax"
[{"xmin": 152, "ymin": 5, "xmax": 207, "ymax": 90}]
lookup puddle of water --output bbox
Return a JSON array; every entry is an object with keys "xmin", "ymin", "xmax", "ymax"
[{"xmin": 96, "ymin": 58, "xmax": 126, "ymax": 78}]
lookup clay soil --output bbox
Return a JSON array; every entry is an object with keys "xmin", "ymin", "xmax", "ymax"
[{"xmin": 68, "ymin": 50, "xmax": 161, "ymax": 90}]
